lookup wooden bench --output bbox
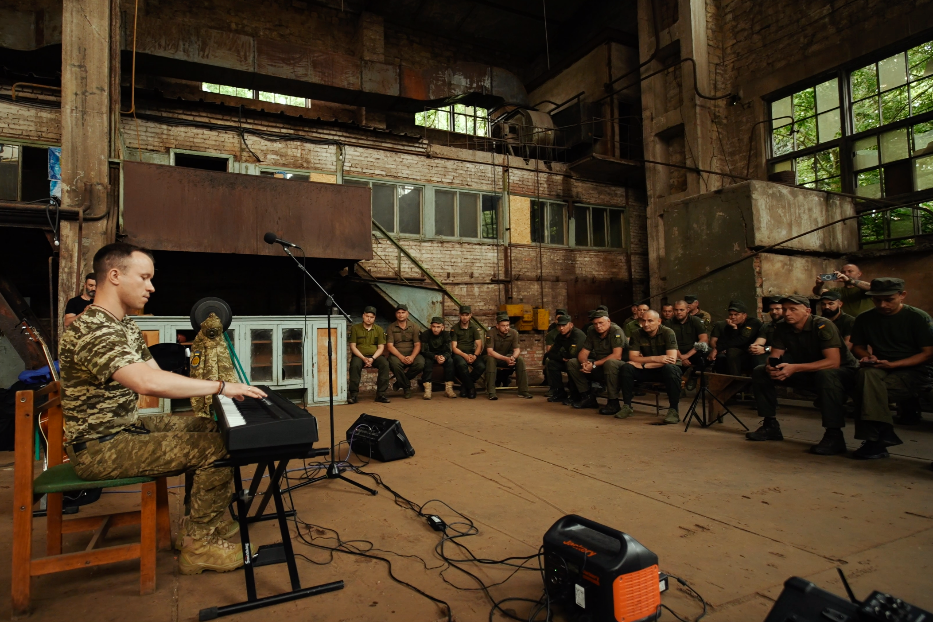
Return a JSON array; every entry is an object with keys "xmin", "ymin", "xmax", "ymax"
[{"xmin": 12, "ymin": 382, "xmax": 171, "ymax": 616}]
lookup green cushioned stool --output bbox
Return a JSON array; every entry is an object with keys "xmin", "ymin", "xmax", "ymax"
[{"xmin": 12, "ymin": 383, "xmax": 172, "ymax": 617}]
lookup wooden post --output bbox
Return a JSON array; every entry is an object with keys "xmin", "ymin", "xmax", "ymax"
[
  {"xmin": 12, "ymin": 392, "xmax": 35, "ymax": 616},
  {"xmin": 139, "ymin": 482, "xmax": 157, "ymax": 595}
]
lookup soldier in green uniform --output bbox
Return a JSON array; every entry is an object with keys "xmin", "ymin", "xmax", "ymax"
[
  {"xmin": 544, "ymin": 308, "xmax": 569, "ymax": 354},
  {"xmin": 420, "ymin": 317, "xmax": 459, "ymax": 400},
  {"xmin": 746, "ymin": 295, "xmax": 859, "ymax": 454},
  {"xmin": 568, "ymin": 310, "xmax": 626, "ymax": 413},
  {"xmin": 348, "ymin": 305, "xmax": 391, "ymax": 404},
  {"xmin": 819, "ymin": 290, "xmax": 856, "ymax": 349},
  {"xmin": 621, "ymin": 304, "xmax": 640, "ymax": 328},
  {"xmin": 709, "ymin": 301, "xmax": 762, "ymax": 375},
  {"xmin": 667, "ymin": 300, "xmax": 709, "ymax": 391},
  {"xmin": 485, "ymin": 312, "xmax": 532, "ymax": 400},
  {"xmin": 624, "ymin": 303, "xmax": 650, "ymax": 341},
  {"xmin": 850, "ymin": 278, "xmax": 933, "ymax": 458},
  {"xmin": 60, "ymin": 243, "xmax": 267, "ymax": 575},
  {"xmin": 545, "ymin": 315, "xmax": 586, "ymax": 404},
  {"xmin": 684, "ymin": 295, "xmax": 712, "ymax": 332},
  {"xmin": 451, "ymin": 305, "xmax": 485, "ymax": 399},
  {"xmin": 621, "ymin": 310, "xmax": 682, "ymax": 423},
  {"xmin": 660, "ymin": 303, "xmax": 674, "ymax": 322},
  {"xmin": 812, "ymin": 263, "xmax": 875, "ymax": 317},
  {"xmin": 749, "ymin": 298, "xmax": 785, "ymax": 366},
  {"xmin": 385, "ymin": 304, "xmax": 425, "ymax": 399}
]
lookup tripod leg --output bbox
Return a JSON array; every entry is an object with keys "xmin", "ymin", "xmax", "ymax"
[
  {"xmin": 707, "ymin": 391, "xmax": 749, "ymax": 430},
  {"xmin": 336, "ymin": 473, "xmax": 378, "ymax": 496},
  {"xmin": 682, "ymin": 390, "xmax": 703, "ymax": 432}
]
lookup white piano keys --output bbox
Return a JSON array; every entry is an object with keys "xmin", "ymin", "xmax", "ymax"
[{"xmin": 216, "ymin": 393, "xmax": 246, "ymax": 427}]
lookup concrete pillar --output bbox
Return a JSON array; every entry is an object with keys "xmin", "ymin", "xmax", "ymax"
[{"xmin": 58, "ymin": 0, "xmax": 116, "ymax": 329}]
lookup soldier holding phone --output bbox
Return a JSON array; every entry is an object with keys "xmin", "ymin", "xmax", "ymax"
[{"xmin": 811, "ymin": 263, "xmax": 874, "ymax": 316}]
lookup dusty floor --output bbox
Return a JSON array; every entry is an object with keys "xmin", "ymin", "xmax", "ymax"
[{"xmin": 1, "ymin": 391, "xmax": 932, "ymax": 622}]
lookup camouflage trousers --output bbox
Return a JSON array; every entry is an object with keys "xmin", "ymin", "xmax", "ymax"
[{"xmin": 71, "ymin": 415, "xmax": 231, "ymax": 537}]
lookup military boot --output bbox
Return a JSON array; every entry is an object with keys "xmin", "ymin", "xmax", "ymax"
[
  {"xmin": 572, "ymin": 392, "xmax": 599, "ymax": 409},
  {"xmin": 614, "ymin": 404, "xmax": 634, "ymax": 419},
  {"xmin": 746, "ymin": 418, "xmax": 783, "ymax": 441},
  {"xmin": 444, "ymin": 381, "xmax": 457, "ymax": 398},
  {"xmin": 423, "ymin": 383, "xmax": 432, "ymax": 400},
  {"xmin": 547, "ymin": 391, "xmax": 568, "ymax": 403},
  {"xmin": 175, "ymin": 517, "xmax": 239, "ymax": 551},
  {"xmin": 599, "ymin": 399, "xmax": 621, "ymax": 416},
  {"xmin": 663, "ymin": 408, "xmax": 680, "ymax": 424},
  {"xmin": 810, "ymin": 428, "xmax": 846, "ymax": 455},
  {"xmin": 178, "ymin": 535, "xmax": 244, "ymax": 575},
  {"xmin": 853, "ymin": 440, "xmax": 889, "ymax": 460}
]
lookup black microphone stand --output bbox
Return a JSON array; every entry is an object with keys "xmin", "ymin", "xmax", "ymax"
[{"xmin": 277, "ymin": 245, "xmax": 376, "ymax": 497}]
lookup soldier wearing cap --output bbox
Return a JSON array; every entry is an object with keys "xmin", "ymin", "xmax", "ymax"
[
  {"xmin": 749, "ymin": 298, "xmax": 785, "ymax": 366},
  {"xmin": 385, "ymin": 304, "xmax": 425, "ymax": 399},
  {"xmin": 451, "ymin": 305, "xmax": 485, "ymax": 399},
  {"xmin": 684, "ymin": 295, "xmax": 712, "ymax": 332},
  {"xmin": 348, "ymin": 305, "xmax": 391, "ymax": 404},
  {"xmin": 485, "ymin": 312, "xmax": 532, "ymax": 400},
  {"xmin": 619, "ymin": 310, "xmax": 683, "ymax": 422},
  {"xmin": 568, "ymin": 310, "xmax": 626, "ymax": 412},
  {"xmin": 545, "ymin": 308, "xmax": 569, "ymax": 354},
  {"xmin": 545, "ymin": 315, "xmax": 586, "ymax": 404},
  {"xmin": 746, "ymin": 295, "xmax": 859, "ymax": 454},
  {"xmin": 819, "ymin": 290, "xmax": 856, "ymax": 349},
  {"xmin": 667, "ymin": 299, "xmax": 709, "ymax": 392},
  {"xmin": 849, "ymin": 278, "xmax": 933, "ymax": 458},
  {"xmin": 420, "ymin": 317, "xmax": 459, "ymax": 400},
  {"xmin": 709, "ymin": 300, "xmax": 762, "ymax": 375}
]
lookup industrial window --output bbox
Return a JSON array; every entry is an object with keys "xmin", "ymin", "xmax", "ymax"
[
  {"xmin": 573, "ymin": 205, "xmax": 624, "ymax": 249},
  {"xmin": 530, "ymin": 199, "xmax": 566, "ymax": 245},
  {"xmin": 766, "ymin": 38, "xmax": 933, "ymax": 248},
  {"xmin": 416, "ymin": 105, "xmax": 489, "ymax": 136},
  {"xmin": 344, "ymin": 179, "xmax": 422, "ymax": 235},
  {"xmin": 202, "ymin": 83, "xmax": 308, "ymax": 108},
  {"xmin": 0, "ymin": 143, "xmax": 57, "ymax": 202},
  {"xmin": 171, "ymin": 151, "xmax": 231, "ymax": 171},
  {"xmin": 434, "ymin": 190, "xmax": 499, "ymax": 240}
]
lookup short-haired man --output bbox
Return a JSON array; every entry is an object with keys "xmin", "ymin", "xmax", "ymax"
[
  {"xmin": 684, "ymin": 294, "xmax": 712, "ymax": 332},
  {"xmin": 749, "ymin": 299, "xmax": 785, "ymax": 366},
  {"xmin": 545, "ymin": 315, "xmax": 586, "ymax": 404},
  {"xmin": 60, "ymin": 243, "xmax": 267, "ymax": 575},
  {"xmin": 746, "ymin": 295, "xmax": 859, "ymax": 454},
  {"xmin": 709, "ymin": 301, "xmax": 762, "ymax": 375},
  {"xmin": 385, "ymin": 304, "xmax": 425, "ymax": 399},
  {"xmin": 348, "ymin": 305, "xmax": 391, "ymax": 404},
  {"xmin": 485, "ymin": 312, "xmax": 532, "ymax": 400},
  {"xmin": 621, "ymin": 310, "xmax": 682, "ymax": 423},
  {"xmin": 544, "ymin": 308, "xmax": 569, "ymax": 356},
  {"xmin": 568, "ymin": 310, "xmax": 625, "ymax": 413},
  {"xmin": 668, "ymin": 300, "xmax": 708, "ymax": 391},
  {"xmin": 622, "ymin": 304, "xmax": 640, "ymax": 328},
  {"xmin": 850, "ymin": 278, "xmax": 933, "ymax": 458},
  {"xmin": 819, "ymin": 290, "xmax": 855, "ymax": 349},
  {"xmin": 624, "ymin": 303, "xmax": 650, "ymax": 340},
  {"xmin": 660, "ymin": 304, "xmax": 674, "ymax": 322},
  {"xmin": 451, "ymin": 305, "xmax": 485, "ymax": 399},
  {"xmin": 63, "ymin": 273, "xmax": 97, "ymax": 327},
  {"xmin": 812, "ymin": 263, "xmax": 874, "ymax": 316},
  {"xmin": 420, "ymin": 317, "xmax": 459, "ymax": 400}
]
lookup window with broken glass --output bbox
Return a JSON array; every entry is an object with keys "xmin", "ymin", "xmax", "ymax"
[
  {"xmin": 416, "ymin": 105, "xmax": 489, "ymax": 136},
  {"xmin": 766, "ymin": 39, "xmax": 933, "ymax": 248}
]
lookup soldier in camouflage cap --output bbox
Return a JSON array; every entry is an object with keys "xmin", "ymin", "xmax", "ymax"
[
  {"xmin": 60, "ymin": 243, "xmax": 267, "ymax": 576},
  {"xmin": 189, "ymin": 312, "xmax": 237, "ymax": 418}
]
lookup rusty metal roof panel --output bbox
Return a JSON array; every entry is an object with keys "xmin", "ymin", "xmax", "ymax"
[{"xmin": 121, "ymin": 161, "xmax": 373, "ymax": 260}]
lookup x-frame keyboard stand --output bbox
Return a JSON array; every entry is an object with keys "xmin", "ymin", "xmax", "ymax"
[{"xmin": 199, "ymin": 446, "xmax": 342, "ymax": 620}]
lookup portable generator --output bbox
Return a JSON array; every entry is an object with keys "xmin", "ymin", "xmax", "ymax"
[{"xmin": 543, "ymin": 515, "xmax": 663, "ymax": 622}]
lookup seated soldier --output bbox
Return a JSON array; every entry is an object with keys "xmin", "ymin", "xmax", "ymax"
[
  {"xmin": 385, "ymin": 304, "xmax": 425, "ymax": 399},
  {"xmin": 620, "ymin": 310, "xmax": 682, "ymax": 424},
  {"xmin": 819, "ymin": 290, "xmax": 855, "ymax": 349},
  {"xmin": 348, "ymin": 305, "xmax": 391, "ymax": 404},
  {"xmin": 850, "ymin": 278, "xmax": 933, "ymax": 458},
  {"xmin": 709, "ymin": 301, "xmax": 762, "ymax": 375},
  {"xmin": 485, "ymin": 312, "xmax": 533, "ymax": 400},
  {"xmin": 684, "ymin": 294, "xmax": 712, "ymax": 332},
  {"xmin": 568, "ymin": 310, "xmax": 625, "ymax": 413},
  {"xmin": 668, "ymin": 300, "xmax": 708, "ymax": 391},
  {"xmin": 660, "ymin": 303, "xmax": 674, "ymax": 322},
  {"xmin": 624, "ymin": 303, "xmax": 650, "ymax": 341},
  {"xmin": 746, "ymin": 295, "xmax": 859, "ymax": 455},
  {"xmin": 60, "ymin": 243, "xmax": 268, "ymax": 575},
  {"xmin": 622, "ymin": 304, "xmax": 640, "ymax": 328},
  {"xmin": 420, "ymin": 317, "xmax": 459, "ymax": 400},
  {"xmin": 749, "ymin": 298, "xmax": 785, "ymax": 366},
  {"xmin": 543, "ymin": 308, "xmax": 568, "ymax": 394},
  {"xmin": 545, "ymin": 315, "xmax": 586, "ymax": 405},
  {"xmin": 451, "ymin": 305, "xmax": 485, "ymax": 399}
]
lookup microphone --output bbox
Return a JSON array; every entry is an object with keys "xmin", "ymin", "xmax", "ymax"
[{"xmin": 264, "ymin": 232, "xmax": 301, "ymax": 248}]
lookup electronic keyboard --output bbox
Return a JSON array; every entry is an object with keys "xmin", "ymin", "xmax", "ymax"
[{"xmin": 212, "ymin": 386, "xmax": 319, "ymax": 454}]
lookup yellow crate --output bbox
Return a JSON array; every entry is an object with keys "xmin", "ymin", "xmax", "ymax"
[
  {"xmin": 532, "ymin": 307, "xmax": 550, "ymax": 331},
  {"xmin": 498, "ymin": 304, "xmax": 534, "ymax": 331}
]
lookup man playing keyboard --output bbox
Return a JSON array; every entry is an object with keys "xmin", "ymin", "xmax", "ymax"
[{"xmin": 60, "ymin": 243, "xmax": 267, "ymax": 575}]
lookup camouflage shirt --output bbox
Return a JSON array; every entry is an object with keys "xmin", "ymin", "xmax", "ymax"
[
  {"xmin": 60, "ymin": 306, "xmax": 153, "ymax": 443},
  {"xmin": 692, "ymin": 309, "xmax": 712, "ymax": 332}
]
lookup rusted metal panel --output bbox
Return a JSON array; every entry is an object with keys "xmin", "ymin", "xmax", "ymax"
[
  {"xmin": 121, "ymin": 162, "xmax": 372, "ymax": 260},
  {"xmin": 310, "ymin": 51, "xmax": 361, "ymax": 91},
  {"xmin": 257, "ymin": 38, "xmax": 313, "ymax": 82},
  {"xmin": 361, "ymin": 60, "xmax": 399, "ymax": 97}
]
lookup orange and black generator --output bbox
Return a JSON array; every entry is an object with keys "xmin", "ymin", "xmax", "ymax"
[{"xmin": 543, "ymin": 515, "xmax": 663, "ymax": 622}]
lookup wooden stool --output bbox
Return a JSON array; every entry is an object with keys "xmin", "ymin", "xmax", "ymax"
[{"xmin": 12, "ymin": 382, "xmax": 171, "ymax": 616}]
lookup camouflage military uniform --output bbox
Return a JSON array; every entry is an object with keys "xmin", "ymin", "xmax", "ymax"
[
  {"xmin": 60, "ymin": 306, "xmax": 232, "ymax": 539},
  {"xmin": 189, "ymin": 313, "xmax": 237, "ymax": 419}
]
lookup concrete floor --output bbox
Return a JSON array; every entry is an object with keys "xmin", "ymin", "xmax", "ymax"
[{"xmin": 1, "ymin": 392, "xmax": 932, "ymax": 622}]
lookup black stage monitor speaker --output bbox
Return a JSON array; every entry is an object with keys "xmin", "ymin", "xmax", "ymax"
[{"xmin": 345, "ymin": 414, "xmax": 415, "ymax": 462}]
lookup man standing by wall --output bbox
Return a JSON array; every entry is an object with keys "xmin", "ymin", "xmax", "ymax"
[
  {"xmin": 63, "ymin": 273, "xmax": 96, "ymax": 328},
  {"xmin": 812, "ymin": 264, "xmax": 874, "ymax": 317}
]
